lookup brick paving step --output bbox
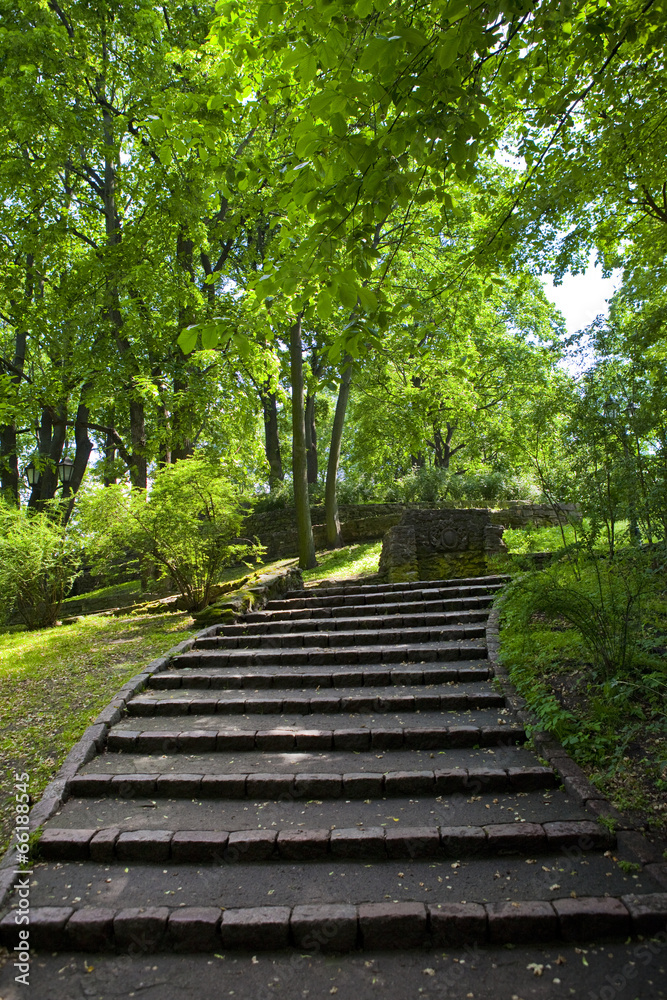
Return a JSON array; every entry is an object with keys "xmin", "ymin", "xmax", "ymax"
[
  {"xmin": 38, "ymin": 818, "xmax": 615, "ymax": 863},
  {"xmin": 10, "ymin": 854, "xmax": 662, "ymax": 914},
  {"xmin": 196, "ymin": 623, "xmax": 487, "ymax": 650},
  {"xmin": 5, "ymin": 571, "xmax": 654, "ymax": 965},
  {"xmin": 126, "ymin": 684, "xmax": 506, "ymax": 716},
  {"xmin": 67, "ymin": 760, "xmax": 555, "ymax": 799},
  {"xmin": 104, "ymin": 720, "xmax": 526, "ymax": 753},
  {"xmin": 148, "ymin": 662, "xmax": 493, "ymax": 689},
  {"xmin": 112, "ymin": 707, "xmax": 512, "ymax": 732},
  {"xmin": 219, "ymin": 609, "xmax": 489, "ymax": 637},
  {"xmin": 243, "ymin": 594, "xmax": 494, "ymax": 624},
  {"xmin": 283, "ymin": 575, "xmax": 509, "ymax": 600},
  {"xmin": 172, "ymin": 640, "xmax": 488, "ymax": 669},
  {"xmin": 47, "ymin": 788, "xmax": 592, "ymax": 834},
  {"xmin": 270, "ymin": 582, "xmax": 505, "ymax": 611},
  {"xmin": 3, "ymin": 891, "xmax": 666, "ymax": 954}
]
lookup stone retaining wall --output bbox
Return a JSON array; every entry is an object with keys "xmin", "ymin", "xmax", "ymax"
[{"xmin": 245, "ymin": 501, "xmax": 580, "ymax": 559}]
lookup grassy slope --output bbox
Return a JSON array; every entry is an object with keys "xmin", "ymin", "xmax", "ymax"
[
  {"xmin": 0, "ymin": 545, "xmax": 382, "ymax": 855},
  {"xmin": 498, "ymin": 564, "xmax": 667, "ymax": 843}
]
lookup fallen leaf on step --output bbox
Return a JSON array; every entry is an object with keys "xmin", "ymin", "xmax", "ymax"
[
  {"xmin": 422, "ymin": 968, "xmax": 435, "ymax": 976},
  {"xmin": 527, "ymin": 963, "xmax": 544, "ymax": 976}
]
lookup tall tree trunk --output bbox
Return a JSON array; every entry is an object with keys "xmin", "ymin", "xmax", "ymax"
[
  {"xmin": 27, "ymin": 405, "xmax": 66, "ymax": 510},
  {"xmin": 61, "ymin": 401, "xmax": 93, "ymax": 523},
  {"xmin": 171, "ymin": 227, "xmax": 196, "ymax": 462},
  {"xmin": 129, "ymin": 399, "xmax": 147, "ymax": 490},
  {"xmin": 324, "ymin": 354, "xmax": 353, "ymax": 548},
  {"xmin": 290, "ymin": 315, "xmax": 316, "ymax": 569},
  {"xmin": 305, "ymin": 393, "xmax": 318, "ymax": 484},
  {"xmin": 261, "ymin": 389, "xmax": 283, "ymax": 486},
  {"xmin": 0, "ymin": 255, "xmax": 32, "ymax": 503},
  {"xmin": 104, "ymin": 406, "xmax": 117, "ymax": 486},
  {"xmin": 171, "ymin": 376, "xmax": 194, "ymax": 462}
]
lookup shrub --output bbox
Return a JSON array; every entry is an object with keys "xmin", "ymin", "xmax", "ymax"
[
  {"xmin": 77, "ymin": 460, "xmax": 263, "ymax": 612},
  {"xmin": 0, "ymin": 502, "xmax": 81, "ymax": 629},
  {"xmin": 500, "ymin": 553, "xmax": 649, "ymax": 679}
]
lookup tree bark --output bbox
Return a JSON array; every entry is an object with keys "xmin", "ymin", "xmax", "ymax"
[
  {"xmin": 290, "ymin": 315, "xmax": 316, "ymax": 569},
  {"xmin": 27, "ymin": 405, "xmax": 66, "ymax": 510},
  {"xmin": 0, "ymin": 255, "xmax": 32, "ymax": 503},
  {"xmin": 261, "ymin": 388, "xmax": 283, "ymax": 485},
  {"xmin": 305, "ymin": 393, "xmax": 318, "ymax": 484},
  {"xmin": 324, "ymin": 353, "xmax": 353, "ymax": 548}
]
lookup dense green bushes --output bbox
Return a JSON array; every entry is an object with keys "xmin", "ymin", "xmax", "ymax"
[
  {"xmin": 252, "ymin": 466, "xmax": 541, "ymax": 512},
  {"xmin": 78, "ymin": 460, "xmax": 262, "ymax": 612},
  {"xmin": 0, "ymin": 502, "xmax": 80, "ymax": 629}
]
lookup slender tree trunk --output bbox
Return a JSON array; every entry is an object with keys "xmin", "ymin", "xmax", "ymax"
[
  {"xmin": 171, "ymin": 227, "xmax": 196, "ymax": 461},
  {"xmin": 27, "ymin": 405, "xmax": 66, "ymax": 510},
  {"xmin": 290, "ymin": 314, "xmax": 316, "ymax": 569},
  {"xmin": 0, "ymin": 255, "xmax": 32, "ymax": 503},
  {"xmin": 129, "ymin": 400, "xmax": 147, "ymax": 489},
  {"xmin": 261, "ymin": 389, "xmax": 283, "ymax": 485},
  {"xmin": 324, "ymin": 353, "xmax": 353, "ymax": 548},
  {"xmin": 104, "ymin": 406, "xmax": 117, "ymax": 486},
  {"xmin": 305, "ymin": 393, "xmax": 318, "ymax": 484},
  {"xmin": 61, "ymin": 401, "xmax": 93, "ymax": 523}
]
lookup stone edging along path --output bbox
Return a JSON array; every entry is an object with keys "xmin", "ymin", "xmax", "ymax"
[{"xmin": 0, "ymin": 572, "xmax": 666, "ymax": 955}]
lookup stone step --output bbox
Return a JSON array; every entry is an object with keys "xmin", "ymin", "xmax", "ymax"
[
  {"xmin": 47, "ymin": 787, "xmax": 592, "ymax": 834},
  {"xmin": 105, "ymin": 719, "xmax": 526, "ymax": 754},
  {"xmin": 219, "ymin": 608, "xmax": 489, "ymax": 637},
  {"xmin": 284, "ymin": 574, "xmax": 509, "ymax": 600},
  {"xmin": 4, "ymin": 891, "xmax": 666, "ymax": 953},
  {"xmin": 126, "ymin": 685, "xmax": 506, "ymax": 716},
  {"xmin": 172, "ymin": 640, "xmax": 488, "ymax": 669},
  {"xmin": 148, "ymin": 661, "xmax": 493, "ymax": 690},
  {"xmin": 270, "ymin": 581, "xmax": 505, "ymax": 611},
  {"xmin": 244, "ymin": 594, "xmax": 495, "ymax": 624},
  {"xmin": 196, "ymin": 623, "xmax": 487, "ymax": 651},
  {"xmin": 66, "ymin": 758, "xmax": 551, "ymax": 800},
  {"xmin": 38, "ymin": 818, "xmax": 615, "ymax": 863}
]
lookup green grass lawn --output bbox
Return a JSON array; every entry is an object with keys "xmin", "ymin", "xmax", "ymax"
[{"xmin": 0, "ymin": 612, "xmax": 198, "ymax": 855}]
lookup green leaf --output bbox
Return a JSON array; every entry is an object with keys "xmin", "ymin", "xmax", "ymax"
[
  {"xmin": 357, "ymin": 286, "xmax": 377, "ymax": 312},
  {"xmin": 177, "ymin": 327, "xmax": 198, "ymax": 356},
  {"xmin": 201, "ymin": 325, "xmax": 219, "ymax": 350},
  {"xmin": 317, "ymin": 290, "xmax": 333, "ymax": 320},
  {"xmin": 437, "ymin": 36, "xmax": 459, "ymax": 69}
]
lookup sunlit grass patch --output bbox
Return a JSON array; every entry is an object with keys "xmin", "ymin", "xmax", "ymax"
[
  {"xmin": 303, "ymin": 541, "xmax": 382, "ymax": 585},
  {"xmin": 0, "ymin": 611, "xmax": 197, "ymax": 855}
]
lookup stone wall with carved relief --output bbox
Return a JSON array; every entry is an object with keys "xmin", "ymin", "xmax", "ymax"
[{"xmin": 378, "ymin": 508, "xmax": 507, "ymax": 583}]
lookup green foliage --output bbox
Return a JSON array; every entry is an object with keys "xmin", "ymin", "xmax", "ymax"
[
  {"xmin": 0, "ymin": 502, "xmax": 80, "ymax": 629},
  {"xmin": 501, "ymin": 555, "xmax": 648, "ymax": 679},
  {"xmin": 77, "ymin": 460, "xmax": 262, "ymax": 612}
]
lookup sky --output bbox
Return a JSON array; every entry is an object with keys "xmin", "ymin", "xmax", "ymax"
[{"xmin": 541, "ymin": 262, "xmax": 622, "ymax": 337}]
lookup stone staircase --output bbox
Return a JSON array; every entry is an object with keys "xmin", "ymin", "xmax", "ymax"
[{"xmin": 2, "ymin": 574, "xmax": 666, "ymax": 956}]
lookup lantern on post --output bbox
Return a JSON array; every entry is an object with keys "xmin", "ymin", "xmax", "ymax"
[
  {"xmin": 57, "ymin": 457, "xmax": 75, "ymax": 485},
  {"xmin": 24, "ymin": 460, "xmax": 40, "ymax": 487}
]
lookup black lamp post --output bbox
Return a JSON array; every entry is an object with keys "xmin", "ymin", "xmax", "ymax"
[
  {"xmin": 57, "ymin": 457, "xmax": 75, "ymax": 485},
  {"xmin": 24, "ymin": 460, "xmax": 40, "ymax": 487}
]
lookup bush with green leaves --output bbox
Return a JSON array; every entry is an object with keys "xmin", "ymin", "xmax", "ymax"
[
  {"xmin": 500, "ymin": 552, "xmax": 650, "ymax": 679},
  {"xmin": 0, "ymin": 502, "xmax": 81, "ymax": 630},
  {"xmin": 77, "ymin": 460, "xmax": 263, "ymax": 612}
]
